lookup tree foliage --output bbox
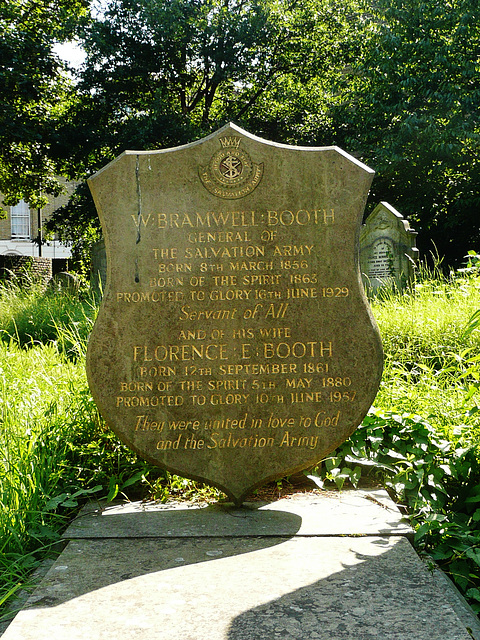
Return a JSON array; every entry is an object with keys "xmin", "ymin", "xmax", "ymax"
[
  {"xmin": 28, "ymin": 0, "xmax": 480, "ymax": 267},
  {"xmin": 65, "ymin": 0, "xmax": 365, "ymax": 158},
  {"xmin": 0, "ymin": 0, "xmax": 88, "ymax": 210},
  {"xmin": 335, "ymin": 0, "xmax": 480, "ymax": 265},
  {"xmin": 49, "ymin": 0, "xmax": 367, "ymax": 242}
]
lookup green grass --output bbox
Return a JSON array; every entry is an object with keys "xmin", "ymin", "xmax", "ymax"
[
  {"xmin": 372, "ymin": 262, "xmax": 480, "ymax": 441},
  {"xmin": 0, "ymin": 275, "xmax": 218, "ymax": 621},
  {"xmin": 0, "ymin": 340, "xmax": 86, "ymax": 610},
  {"xmin": 2, "ymin": 259, "xmax": 480, "ymax": 618},
  {"xmin": 0, "ymin": 278, "xmax": 141, "ymax": 620},
  {"xmin": 0, "ymin": 277, "xmax": 97, "ymax": 358}
]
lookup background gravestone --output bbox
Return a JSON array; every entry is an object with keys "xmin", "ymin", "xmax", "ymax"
[
  {"xmin": 86, "ymin": 123, "xmax": 383, "ymax": 504},
  {"xmin": 360, "ymin": 201, "xmax": 419, "ymax": 294}
]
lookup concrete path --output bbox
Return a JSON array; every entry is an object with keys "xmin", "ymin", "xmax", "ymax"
[{"xmin": 2, "ymin": 489, "xmax": 479, "ymax": 640}]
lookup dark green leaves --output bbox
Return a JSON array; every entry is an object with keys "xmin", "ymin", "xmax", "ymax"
[
  {"xmin": 0, "ymin": 0, "xmax": 88, "ymax": 208},
  {"xmin": 316, "ymin": 407, "xmax": 480, "ymax": 611},
  {"xmin": 334, "ymin": 0, "xmax": 480, "ymax": 266}
]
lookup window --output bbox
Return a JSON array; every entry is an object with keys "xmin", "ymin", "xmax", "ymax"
[{"xmin": 11, "ymin": 200, "xmax": 31, "ymax": 239}]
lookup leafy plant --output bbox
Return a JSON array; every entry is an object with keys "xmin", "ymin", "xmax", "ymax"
[{"xmin": 312, "ymin": 408, "xmax": 480, "ymax": 612}]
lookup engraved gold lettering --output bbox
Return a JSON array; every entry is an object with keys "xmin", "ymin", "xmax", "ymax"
[
  {"xmin": 265, "ymin": 303, "xmax": 289, "ymax": 319},
  {"xmin": 263, "ymin": 341, "xmax": 330, "ymax": 359},
  {"xmin": 207, "ymin": 433, "xmax": 275, "ymax": 449},
  {"xmin": 266, "ymin": 414, "xmax": 296, "ymax": 429},
  {"xmin": 158, "ymin": 262, "xmax": 191, "ymax": 273},
  {"xmin": 135, "ymin": 415, "xmax": 164, "ymax": 431},
  {"xmin": 314, "ymin": 411, "xmax": 340, "ymax": 427},
  {"xmin": 184, "ymin": 434, "xmax": 205, "ymax": 449},
  {"xmin": 230, "ymin": 261, "xmax": 274, "ymax": 271},
  {"xmin": 167, "ymin": 419, "xmax": 201, "ymax": 430},
  {"xmin": 133, "ymin": 344, "xmax": 228, "ymax": 362},
  {"xmin": 179, "ymin": 380, "xmax": 203, "ymax": 391},
  {"xmin": 178, "ymin": 330, "xmax": 207, "ymax": 340},
  {"xmin": 273, "ymin": 245, "xmax": 314, "ymax": 256},
  {"xmin": 286, "ymin": 288, "xmax": 317, "ymax": 299},
  {"xmin": 153, "ymin": 248, "xmax": 178, "ymax": 259},
  {"xmin": 118, "ymin": 291, "xmax": 185, "ymax": 303},
  {"xmin": 219, "ymin": 363, "xmax": 298, "ymax": 375},
  {"xmin": 157, "ymin": 211, "xmax": 258, "ymax": 229},
  {"xmin": 267, "ymin": 210, "xmax": 334, "ymax": 227},
  {"xmin": 258, "ymin": 327, "xmax": 291, "ymax": 338},
  {"xmin": 209, "ymin": 289, "xmax": 252, "ymax": 301},
  {"xmin": 131, "ymin": 213, "xmax": 152, "ymax": 228},
  {"xmin": 116, "ymin": 395, "xmax": 183, "ymax": 407},
  {"xmin": 255, "ymin": 289, "xmax": 282, "ymax": 300},
  {"xmin": 285, "ymin": 378, "xmax": 313, "ymax": 388},
  {"xmin": 213, "ymin": 275, "xmax": 237, "ymax": 285},
  {"xmin": 241, "ymin": 274, "xmax": 281, "ymax": 285},
  {"xmin": 156, "ymin": 435, "xmax": 182, "ymax": 450},
  {"xmin": 207, "ymin": 379, "xmax": 248, "ymax": 390},
  {"xmin": 290, "ymin": 392, "xmax": 323, "ymax": 403},
  {"xmin": 184, "ymin": 246, "xmax": 264, "ymax": 259},
  {"xmin": 118, "ymin": 195, "xmax": 354, "ymax": 468},
  {"xmin": 233, "ymin": 328, "xmax": 254, "ymax": 339},
  {"xmin": 210, "ymin": 393, "xmax": 250, "ymax": 405},
  {"xmin": 279, "ymin": 431, "xmax": 319, "ymax": 449},
  {"xmin": 120, "ymin": 381, "xmax": 154, "ymax": 392},
  {"xmin": 204, "ymin": 414, "xmax": 249, "ymax": 430},
  {"xmin": 137, "ymin": 365, "xmax": 176, "ymax": 377},
  {"xmin": 187, "ymin": 231, "xmax": 252, "ymax": 243},
  {"xmin": 179, "ymin": 305, "xmax": 238, "ymax": 321}
]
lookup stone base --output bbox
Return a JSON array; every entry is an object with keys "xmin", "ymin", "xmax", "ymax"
[{"xmin": 2, "ymin": 490, "xmax": 479, "ymax": 640}]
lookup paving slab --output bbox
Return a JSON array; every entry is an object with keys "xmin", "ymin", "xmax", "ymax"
[
  {"xmin": 2, "ymin": 490, "xmax": 479, "ymax": 640},
  {"xmin": 64, "ymin": 489, "xmax": 413, "ymax": 539},
  {"xmin": 2, "ymin": 536, "xmax": 477, "ymax": 640}
]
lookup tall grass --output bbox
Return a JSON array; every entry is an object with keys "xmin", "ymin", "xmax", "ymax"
[
  {"xmin": 316, "ymin": 256, "xmax": 480, "ymax": 612},
  {"xmin": 0, "ymin": 340, "xmax": 86, "ymax": 610},
  {"xmin": 0, "ymin": 279, "xmax": 152, "ymax": 621},
  {"xmin": 0, "ymin": 276, "xmax": 198, "ymax": 621},
  {"xmin": 371, "ymin": 259, "xmax": 480, "ymax": 445},
  {"xmin": 0, "ymin": 276, "xmax": 96, "ymax": 356}
]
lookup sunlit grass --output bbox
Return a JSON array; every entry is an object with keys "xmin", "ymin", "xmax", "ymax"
[
  {"xmin": 0, "ymin": 277, "xmax": 215, "ymax": 621},
  {"xmin": 0, "ymin": 276, "xmax": 97, "ymax": 354},
  {"xmin": 0, "ymin": 340, "xmax": 84, "ymax": 615},
  {"xmin": 370, "ymin": 261, "xmax": 480, "ymax": 445}
]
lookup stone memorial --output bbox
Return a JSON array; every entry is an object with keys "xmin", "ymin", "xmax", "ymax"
[
  {"xmin": 86, "ymin": 123, "xmax": 383, "ymax": 504},
  {"xmin": 360, "ymin": 201, "xmax": 419, "ymax": 293}
]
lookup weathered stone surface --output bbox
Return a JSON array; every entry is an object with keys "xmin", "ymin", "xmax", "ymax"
[
  {"xmin": 90, "ymin": 238, "xmax": 107, "ymax": 292},
  {"xmin": 2, "ymin": 492, "xmax": 479, "ymax": 640},
  {"xmin": 86, "ymin": 123, "xmax": 383, "ymax": 503},
  {"xmin": 63, "ymin": 490, "xmax": 413, "ymax": 539},
  {"xmin": 2, "ymin": 537, "xmax": 476, "ymax": 640},
  {"xmin": 360, "ymin": 201, "xmax": 419, "ymax": 293}
]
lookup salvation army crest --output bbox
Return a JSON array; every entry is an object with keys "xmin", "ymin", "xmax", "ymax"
[{"xmin": 199, "ymin": 135, "xmax": 264, "ymax": 199}]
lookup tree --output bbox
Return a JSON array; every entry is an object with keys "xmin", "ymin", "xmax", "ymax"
[
  {"xmin": 334, "ymin": 0, "xmax": 480, "ymax": 266},
  {"xmin": 0, "ymin": 0, "xmax": 88, "ymax": 210},
  {"xmin": 48, "ymin": 0, "xmax": 368, "ymax": 242},
  {"xmin": 77, "ymin": 0, "xmax": 363, "ymax": 132}
]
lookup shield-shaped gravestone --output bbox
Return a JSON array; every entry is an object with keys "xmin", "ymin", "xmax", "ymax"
[{"xmin": 86, "ymin": 123, "xmax": 383, "ymax": 504}]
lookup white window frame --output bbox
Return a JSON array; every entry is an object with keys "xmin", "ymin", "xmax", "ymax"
[{"xmin": 11, "ymin": 200, "xmax": 31, "ymax": 239}]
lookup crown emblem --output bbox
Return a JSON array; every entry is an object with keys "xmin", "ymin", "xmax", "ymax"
[
  {"xmin": 199, "ymin": 136, "xmax": 263, "ymax": 200},
  {"xmin": 219, "ymin": 136, "xmax": 241, "ymax": 149}
]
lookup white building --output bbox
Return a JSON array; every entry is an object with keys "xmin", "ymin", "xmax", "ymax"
[{"xmin": 0, "ymin": 178, "xmax": 74, "ymax": 264}]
